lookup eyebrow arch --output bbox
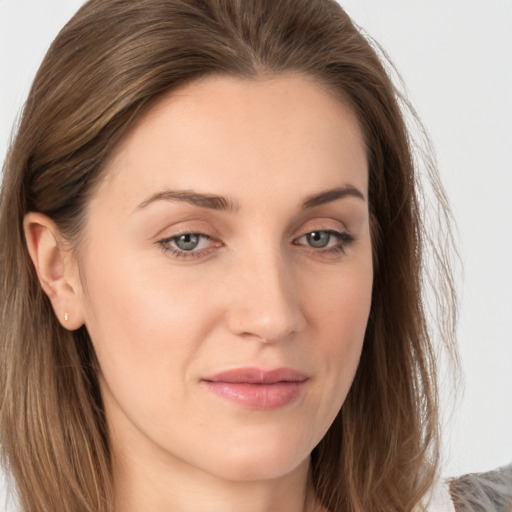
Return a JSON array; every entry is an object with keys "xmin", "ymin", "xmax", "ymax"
[
  {"xmin": 137, "ymin": 189, "xmax": 240, "ymax": 212},
  {"xmin": 302, "ymin": 185, "xmax": 366, "ymax": 208},
  {"xmin": 136, "ymin": 185, "xmax": 365, "ymax": 213}
]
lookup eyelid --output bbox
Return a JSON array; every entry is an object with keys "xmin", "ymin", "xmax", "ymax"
[{"xmin": 152, "ymin": 217, "xmax": 218, "ymax": 239}]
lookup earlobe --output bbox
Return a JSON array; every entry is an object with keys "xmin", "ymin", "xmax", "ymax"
[{"xmin": 23, "ymin": 212, "xmax": 85, "ymax": 330}]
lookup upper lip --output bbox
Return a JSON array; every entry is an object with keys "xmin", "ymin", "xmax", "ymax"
[{"xmin": 202, "ymin": 367, "xmax": 308, "ymax": 384}]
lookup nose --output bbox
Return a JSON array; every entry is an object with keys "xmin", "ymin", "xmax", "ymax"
[{"xmin": 225, "ymin": 248, "xmax": 307, "ymax": 343}]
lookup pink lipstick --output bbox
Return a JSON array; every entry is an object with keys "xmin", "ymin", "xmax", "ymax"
[{"xmin": 201, "ymin": 367, "xmax": 308, "ymax": 410}]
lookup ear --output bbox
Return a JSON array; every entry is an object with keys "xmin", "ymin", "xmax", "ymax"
[{"xmin": 23, "ymin": 212, "xmax": 85, "ymax": 330}]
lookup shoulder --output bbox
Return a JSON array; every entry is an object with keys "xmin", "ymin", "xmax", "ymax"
[{"xmin": 448, "ymin": 463, "xmax": 512, "ymax": 512}]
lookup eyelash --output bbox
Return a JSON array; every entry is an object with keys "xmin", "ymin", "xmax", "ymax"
[{"xmin": 158, "ymin": 229, "xmax": 355, "ymax": 260}]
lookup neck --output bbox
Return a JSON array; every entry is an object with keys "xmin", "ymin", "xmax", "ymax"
[{"xmin": 114, "ymin": 448, "xmax": 319, "ymax": 512}]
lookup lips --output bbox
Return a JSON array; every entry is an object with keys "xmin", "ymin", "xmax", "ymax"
[{"xmin": 201, "ymin": 367, "xmax": 308, "ymax": 409}]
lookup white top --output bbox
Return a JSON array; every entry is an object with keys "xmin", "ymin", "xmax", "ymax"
[{"xmin": 423, "ymin": 480, "xmax": 456, "ymax": 512}]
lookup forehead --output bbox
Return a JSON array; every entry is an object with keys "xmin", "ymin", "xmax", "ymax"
[{"xmin": 96, "ymin": 73, "xmax": 368, "ymax": 211}]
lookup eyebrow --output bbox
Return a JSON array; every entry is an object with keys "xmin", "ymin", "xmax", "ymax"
[
  {"xmin": 137, "ymin": 190, "xmax": 240, "ymax": 212},
  {"xmin": 302, "ymin": 185, "xmax": 366, "ymax": 208},
  {"xmin": 136, "ymin": 185, "xmax": 365, "ymax": 212}
]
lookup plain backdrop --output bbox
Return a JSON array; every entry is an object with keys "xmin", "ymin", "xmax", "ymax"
[{"xmin": 1, "ymin": 0, "xmax": 511, "ymax": 508}]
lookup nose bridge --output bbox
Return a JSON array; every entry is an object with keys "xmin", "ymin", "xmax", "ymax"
[{"xmin": 226, "ymin": 242, "xmax": 306, "ymax": 342}]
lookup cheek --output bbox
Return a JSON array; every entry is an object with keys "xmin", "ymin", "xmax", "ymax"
[
  {"xmin": 79, "ymin": 246, "xmax": 214, "ymax": 398},
  {"xmin": 308, "ymin": 252, "xmax": 372, "ymax": 347},
  {"xmin": 79, "ymin": 252, "xmax": 223, "ymax": 455},
  {"xmin": 295, "ymin": 216, "xmax": 369, "ymax": 374},
  {"xmin": 306, "ymin": 256, "xmax": 373, "ymax": 404}
]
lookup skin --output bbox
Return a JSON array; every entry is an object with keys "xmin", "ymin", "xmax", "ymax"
[{"xmin": 25, "ymin": 74, "xmax": 373, "ymax": 512}]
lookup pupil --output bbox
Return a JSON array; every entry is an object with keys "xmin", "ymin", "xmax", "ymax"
[
  {"xmin": 307, "ymin": 231, "xmax": 329, "ymax": 248},
  {"xmin": 176, "ymin": 234, "xmax": 199, "ymax": 251}
]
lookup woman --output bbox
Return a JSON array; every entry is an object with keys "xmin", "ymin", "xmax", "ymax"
[{"xmin": 0, "ymin": 0, "xmax": 482, "ymax": 511}]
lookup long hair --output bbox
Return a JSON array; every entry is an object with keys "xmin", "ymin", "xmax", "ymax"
[{"xmin": 0, "ymin": 1, "xmax": 457, "ymax": 511}]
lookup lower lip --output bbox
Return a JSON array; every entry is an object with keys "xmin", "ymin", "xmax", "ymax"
[{"xmin": 203, "ymin": 381, "xmax": 307, "ymax": 410}]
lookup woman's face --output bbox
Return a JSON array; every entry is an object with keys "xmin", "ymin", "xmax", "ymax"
[{"xmin": 75, "ymin": 74, "xmax": 373, "ymax": 482}]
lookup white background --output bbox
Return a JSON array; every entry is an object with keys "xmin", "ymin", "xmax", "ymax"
[{"xmin": 1, "ymin": 0, "xmax": 511, "ymax": 507}]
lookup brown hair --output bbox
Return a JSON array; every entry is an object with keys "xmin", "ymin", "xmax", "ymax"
[{"xmin": 0, "ymin": 1, "xmax": 457, "ymax": 511}]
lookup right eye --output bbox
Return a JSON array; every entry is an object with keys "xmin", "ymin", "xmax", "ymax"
[
  {"xmin": 173, "ymin": 233, "xmax": 203, "ymax": 251},
  {"xmin": 158, "ymin": 232, "xmax": 221, "ymax": 259}
]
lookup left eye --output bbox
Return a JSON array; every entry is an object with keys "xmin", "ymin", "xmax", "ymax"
[
  {"xmin": 303, "ymin": 231, "xmax": 332, "ymax": 248},
  {"xmin": 295, "ymin": 230, "xmax": 354, "ymax": 251}
]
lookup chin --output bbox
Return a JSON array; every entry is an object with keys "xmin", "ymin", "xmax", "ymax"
[
  {"xmin": 209, "ymin": 455, "xmax": 310, "ymax": 483},
  {"xmin": 196, "ymin": 432, "xmax": 313, "ymax": 482}
]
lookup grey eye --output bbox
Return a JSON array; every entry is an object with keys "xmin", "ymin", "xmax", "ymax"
[
  {"xmin": 306, "ymin": 231, "xmax": 331, "ymax": 248},
  {"xmin": 174, "ymin": 234, "xmax": 200, "ymax": 251}
]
